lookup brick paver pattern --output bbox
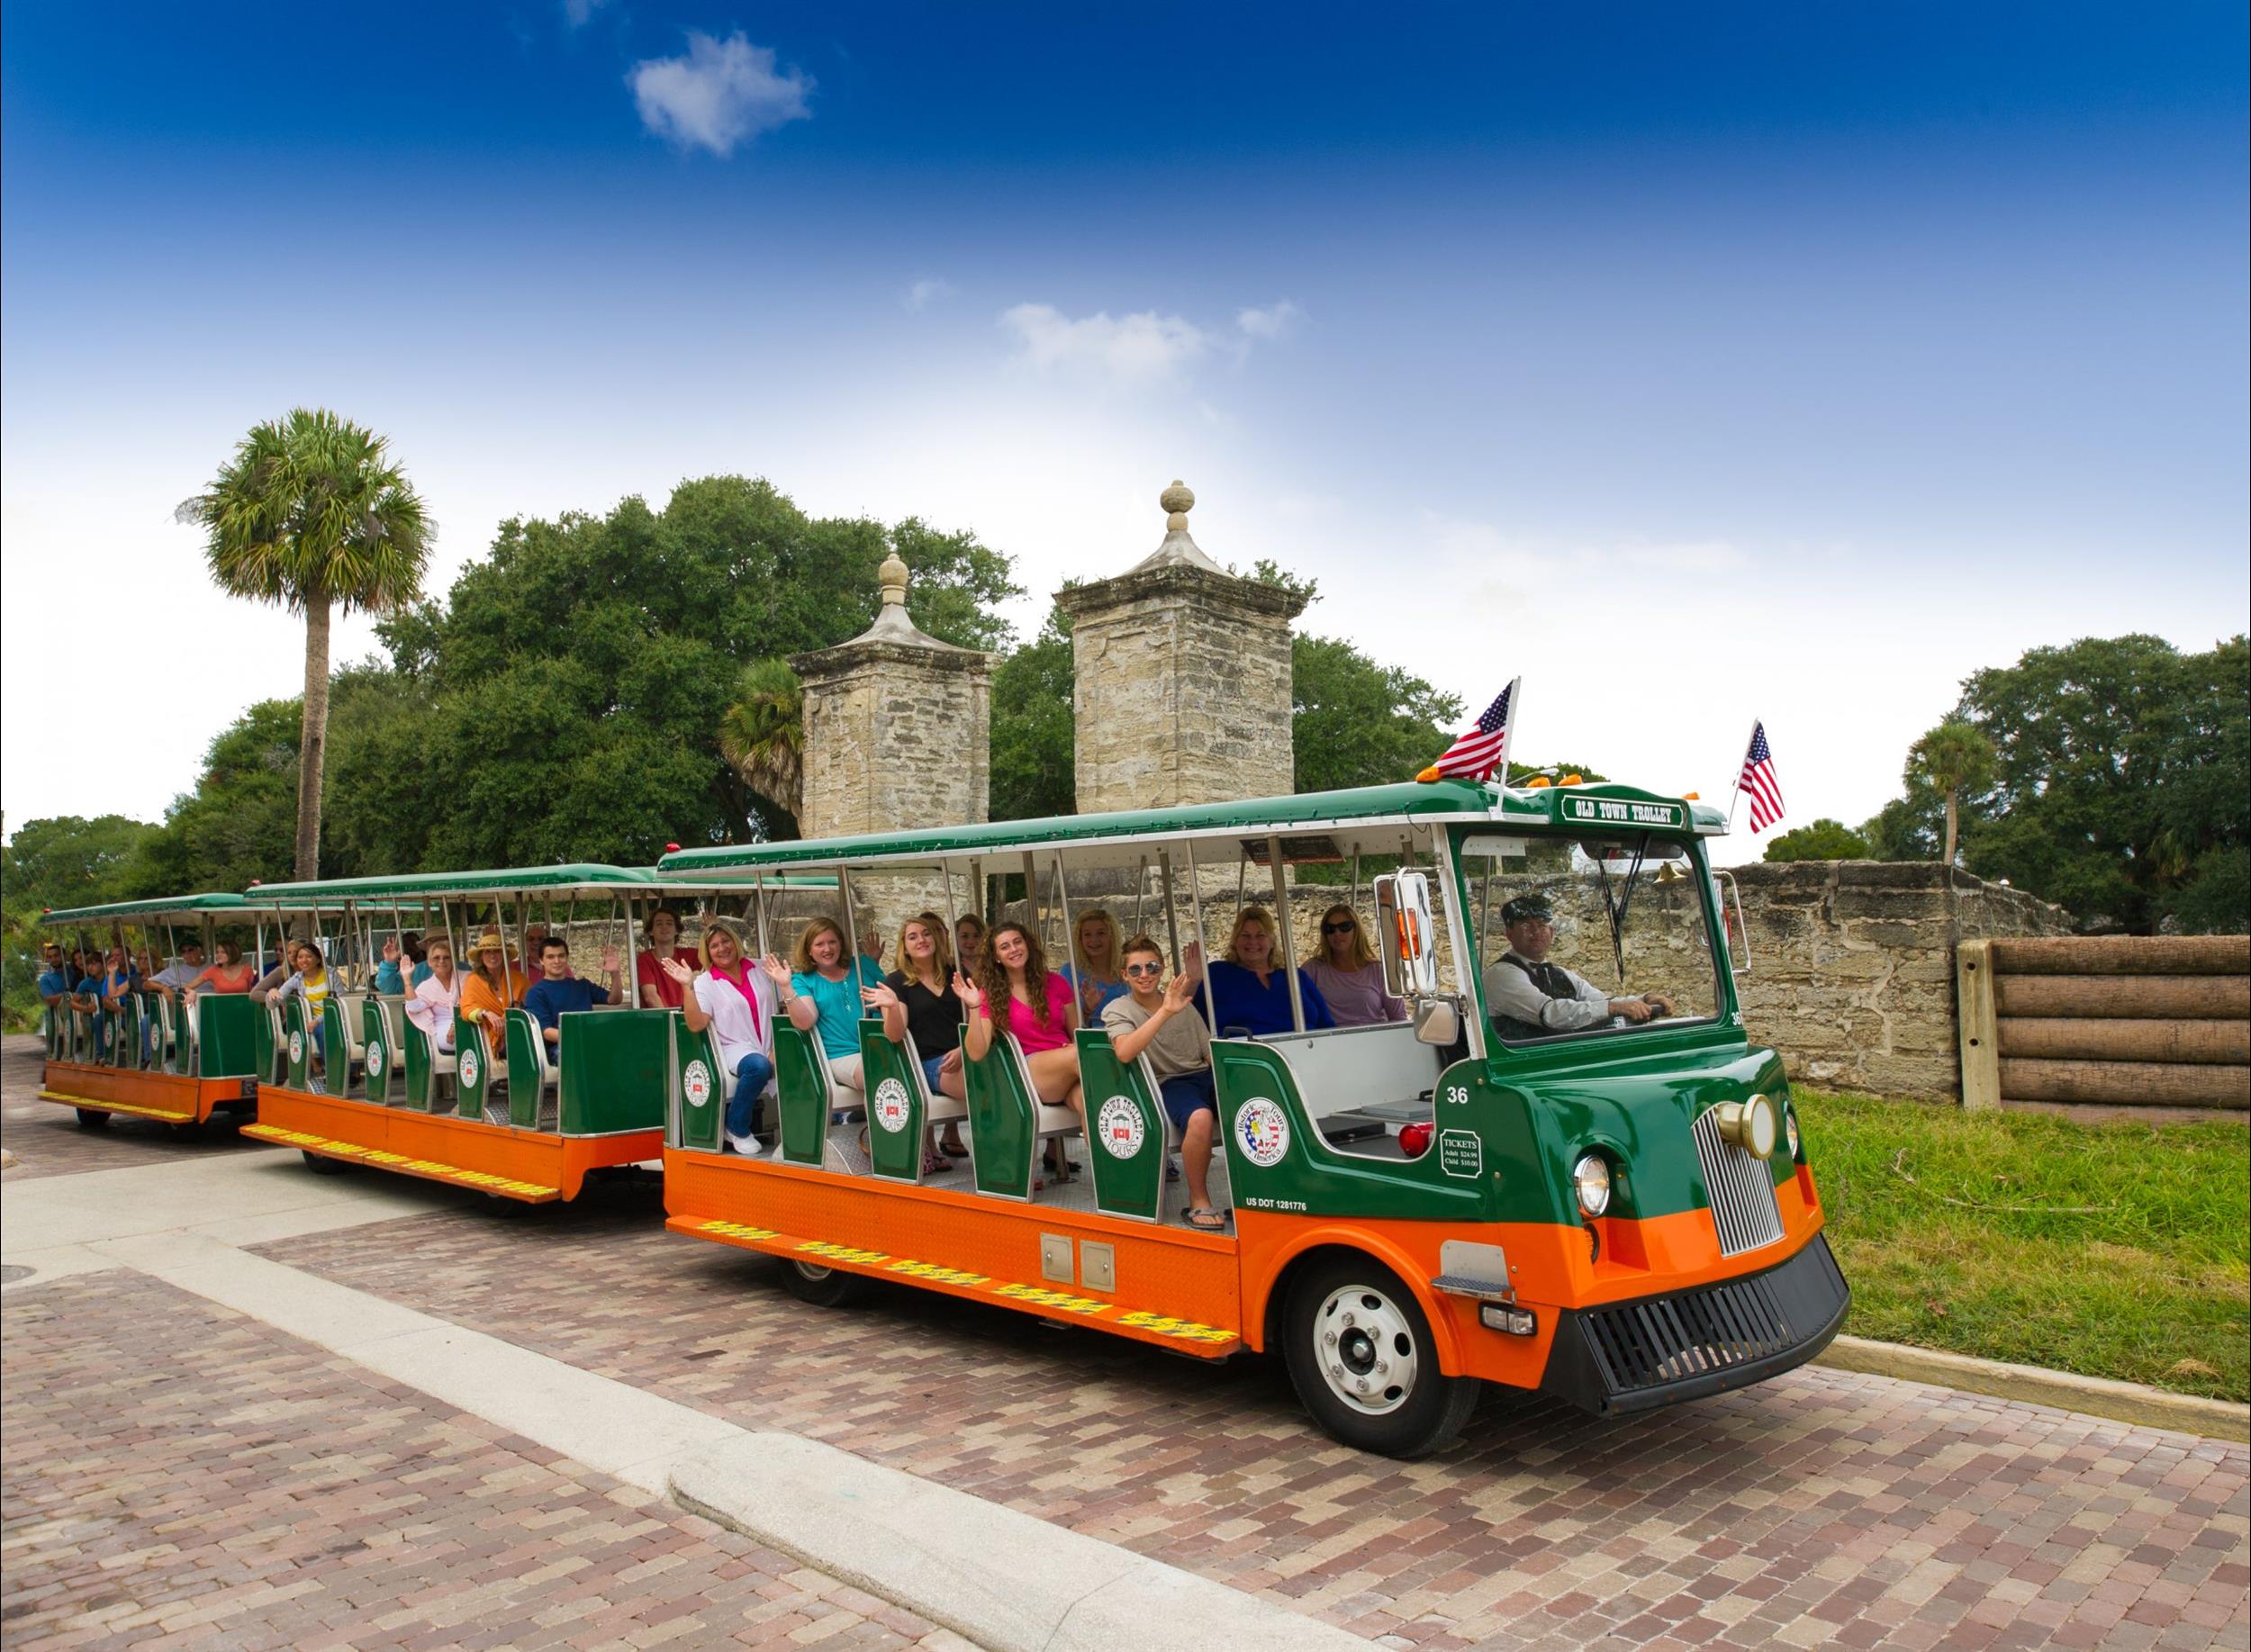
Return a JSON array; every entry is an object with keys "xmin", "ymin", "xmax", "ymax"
[
  {"xmin": 256, "ymin": 1196, "xmax": 2251, "ymax": 1651},
  {"xmin": 3, "ymin": 1040, "xmax": 264, "ymax": 1182},
  {"xmin": 1, "ymin": 1267, "xmax": 964, "ymax": 1651}
]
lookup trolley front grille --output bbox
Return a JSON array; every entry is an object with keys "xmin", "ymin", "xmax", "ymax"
[
  {"xmin": 1692, "ymin": 1107, "xmax": 1785, "ymax": 1257},
  {"xmin": 1582, "ymin": 1268, "xmax": 1794, "ymax": 1393}
]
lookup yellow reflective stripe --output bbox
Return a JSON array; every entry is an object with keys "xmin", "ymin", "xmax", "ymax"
[{"xmin": 247, "ymin": 1125, "xmax": 559, "ymax": 1199}]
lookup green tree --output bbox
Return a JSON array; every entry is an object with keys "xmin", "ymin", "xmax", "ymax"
[
  {"xmin": 990, "ymin": 608, "xmax": 1077, "ymax": 822},
  {"xmin": 177, "ymin": 409, "xmax": 432, "ymax": 880},
  {"xmin": 1292, "ymin": 635, "xmax": 1464, "ymax": 793},
  {"xmin": 718, "ymin": 659, "xmax": 807, "ymax": 837},
  {"xmin": 1763, "ymin": 818, "xmax": 1872, "ymax": 862},
  {"xmin": 2, "ymin": 815, "xmax": 163, "ymax": 1029},
  {"xmin": 2164, "ymin": 846, "xmax": 2249, "ymax": 934},
  {"xmin": 1905, "ymin": 719, "xmax": 1997, "ymax": 867}
]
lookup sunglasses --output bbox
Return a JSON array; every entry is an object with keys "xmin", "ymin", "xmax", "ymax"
[
  {"xmin": 1123, "ymin": 961, "xmax": 1164, "ymax": 977},
  {"xmin": 1321, "ymin": 920, "xmax": 1355, "ymax": 934}
]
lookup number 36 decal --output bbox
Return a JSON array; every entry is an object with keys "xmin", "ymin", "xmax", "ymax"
[{"xmin": 1442, "ymin": 1085, "xmax": 1470, "ymax": 1107}]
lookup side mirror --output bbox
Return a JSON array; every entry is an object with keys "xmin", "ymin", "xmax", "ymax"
[
  {"xmin": 1375, "ymin": 870, "xmax": 1441, "ymax": 998},
  {"xmin": 1412, "ymin": 998, "xmax": 1459, "ymax": 1047}
]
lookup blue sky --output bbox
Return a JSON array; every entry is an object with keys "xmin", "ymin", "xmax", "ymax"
[{"xmin": 5, "ymin": 3, "xmax": 2245, "ymax": 862}]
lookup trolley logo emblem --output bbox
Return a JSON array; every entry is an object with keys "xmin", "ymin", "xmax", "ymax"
[
  {"xmin": 872, "ymin": 1078, "xmax": 912, "ymax": 1133},
  {"xmin": 1235, "ymin": 1097, "xmax": 1290, "ymax": 1167},
  {"xmin": 366, "ymin": 1039, "xmax": 384, "ymax": 1077},
  {"xmin": 287, "ymin": 1030, "xmax": 303, "ymax": 1063},
  {"xmin": 459, "ymin": 1046, "xmax": 480, "ymax": 1088},
  {"xmin": 1097, "ymin": 1096, "xmax": 1144, "ymax": 1158},
  {"xmin": 683, "ymin": 1059, "xmax": 712, "ymax": 1109}
]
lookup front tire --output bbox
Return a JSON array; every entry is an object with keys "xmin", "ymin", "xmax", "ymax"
[
  {"xmin": 1282, "ymin": 1253, "xmax": 1480, "ymax": 1458},
  {"xmin": 779, "ymin": 1258, "xmax": 867, "ymax": 1308},
  {"xmin": 74, "ymin": 1107, "xmax": 111, "ymax": 1131}
]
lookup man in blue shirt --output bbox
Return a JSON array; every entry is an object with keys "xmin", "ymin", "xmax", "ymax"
[
  {"xmin": 37, "ymin": 943, "xmax": 73, "ymax": 1009},
  {"xmin": 522, "ymin": 935, "xmax": 626, "ymax": 1049}
]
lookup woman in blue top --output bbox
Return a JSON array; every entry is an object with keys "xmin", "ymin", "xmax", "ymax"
[
  {"xmin": 775, "ymin": 916, "xmax": 882, "ymax": 1111},
  {"xmin": 1195, "ymin": 907, "xmax": 1333, "ymax": 1037},
  {"xmin": 1058, "ymin": 907, "xmax": 1129, "ymax": 1022}
]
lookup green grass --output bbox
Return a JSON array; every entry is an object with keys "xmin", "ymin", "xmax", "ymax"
[{"xmin": 1801, "ymin": 1089, "xmax": 2249, "ymax": 1403}]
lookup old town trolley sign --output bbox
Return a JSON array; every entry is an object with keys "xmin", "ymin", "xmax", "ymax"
[{"xmin": 654, "ymin": 779, "xmax": 1849, "ymax": 1458}]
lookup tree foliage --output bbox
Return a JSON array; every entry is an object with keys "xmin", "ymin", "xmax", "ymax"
[
  {"xmin": 717, "ymin": 658, "xmax": 807, "ymax": 837},
  {"xmin": 990, "ymin": 607, "xmax": 1077, "ymax": 822},
  {"xmin": 1763, "ymin": 817, "xmax": 1872, "ymax": 862},
  {"xmin": 2, "ymin": 814, "xmax": 164, "ymax": 1028},
  {"xmin": 1292, "ymin": 635, "xmax": 1464, "ymax": 794}
]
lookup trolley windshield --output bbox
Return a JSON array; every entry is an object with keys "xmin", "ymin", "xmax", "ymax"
[{"xmin": 1458, "ymin": 828, "xmax": 1722, "ymax": 1043}]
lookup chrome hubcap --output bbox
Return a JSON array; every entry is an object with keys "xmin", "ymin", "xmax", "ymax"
[
  {"xmin": 794, "ymin": 1261, "xmax": 834, "ymax": 1282},
  {"xmin": 1313, "ymin": 1285, "xmax": 1417, "ymax": 1415}
]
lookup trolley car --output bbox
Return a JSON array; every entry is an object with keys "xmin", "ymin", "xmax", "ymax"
[
  {"xmin": 35, "ymin": 894, "xmax": 262, "ymax": 1131},
  {"xmin": 654, "ymin": 779, "xmax": 1849, "ymax": 1457}
]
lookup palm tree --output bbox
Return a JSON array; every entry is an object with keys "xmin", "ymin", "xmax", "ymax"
[
  {"xmin": 178, "ymin": 410, "xmax": 431, "ymax": 881},
  {"xmin": 718, "ymin": 658, "xmax": 805, "ymax": 837},
  {"xmin": 1907, "ymin": 719, "xmax": 1998, "ymax": 868}
]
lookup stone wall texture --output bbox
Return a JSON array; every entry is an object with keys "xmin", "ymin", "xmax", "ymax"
[
  {"xmin": 1060, "ymin": 564, "xmax": 1301, "ymax": 814},
  {"xmin": 1731, "ymin": 861, "xmax": 2073, "ymax": 1099},
  {"xmin": 794, "ymin": 644, "xmax": 990, "ymax": 843}
]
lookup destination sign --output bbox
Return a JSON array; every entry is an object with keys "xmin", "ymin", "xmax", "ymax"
[{"xmin": 1559, "ymin": 795, "xmax": 1686, "ymax": 829}]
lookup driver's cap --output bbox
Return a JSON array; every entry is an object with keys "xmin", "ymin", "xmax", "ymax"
[{"xmin": 1499, "ymin": 893, "xmax": 1554, "ymax": 925}]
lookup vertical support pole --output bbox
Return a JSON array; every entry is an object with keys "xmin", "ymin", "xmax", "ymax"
[
  {"xmin": 1021, "ymin": 850, "xmax": 1040, "ymax": 938},
  {"xmin": 1160, "ymin": 852, "xmax": 1181, "ymax": 972},
  {"xmin": 1957, "ymin": 937, "xmax": 2001, "ymax": 1112},
  {"xmin": 754, "ymin": 872, "xmax": 771, "ymax": 958},
  {"xmin": 1269, "ymin": 835, "xmax": 1305, "ymax": 1033},
  {"xmin": 1184, "ymin": 836, "xmax": 1217, "ymax": 1030}
]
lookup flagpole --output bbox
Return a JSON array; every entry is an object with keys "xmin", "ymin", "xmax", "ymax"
[
  {"xmin": 1726, "ymin": 715, "xmax": 1759, "ymax": 828},
  {"xmin": 1496, "ymin": 676, "xmax": 1522, "ymax": 786}
]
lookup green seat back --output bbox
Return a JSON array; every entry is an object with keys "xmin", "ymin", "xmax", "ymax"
[
  {"xmin": 323, "ymin": 996, "xmax": 352, "ymax": 1096},
  {"xmin": 860, "ymin": 1020, "xmax": 929, "ymax": 1184},
  {"xmin": 504, "ymin": 1008, "xmax": 546, "ymax": 1127},
  {"xmin": 168, "ymin": 995, "xmax": 194, "ymax": 1076},
  {"xmin": 282, "ymin": 996, "xmax": 313, "ymax": 1090},
  {"xmin": 772, "ymin": 1024, "xmax": 832, "ymax": 1167},
  {"xmin": 671, "ymin": 1014, "xmax": 728, "ymax": 1151},
  {"xmin": 197, "ymin": 994, "xmax": 258, "ymax": 1081},
  {"xmin": 402, "ymin": 1014, "xmax": 438, "ymax": 1111},
  {"xmin": 963, "ymin": 1034, "xmax": 1039, "ymax": 1200},
  {"xmin": 558, "ymin": 1009, "xmax": 670, "ymax": 1136},
  {"xmin": 452, "ymin": 1009, "xmax": 498, "ymax": 1120},
  {"xmin": 1074, "ymin": 1028, "xmax": 1167, "ymax": 1223},
  {"xmin": 364, "ymin": 999, "xmax": 394, "ymax": 1106}
]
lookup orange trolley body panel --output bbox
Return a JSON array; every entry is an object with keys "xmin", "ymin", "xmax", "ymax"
[
  {"xmin": 39, "ymin": 1060, "xmax": 250, "ymax": 1126},
  {"xmin": 248, "ymin": 1085, "xmax": 661, "ymax": 1203},
  {"xmin": 664, "ymin": 1148, "xmax": 1244, "ymax": 1356}
]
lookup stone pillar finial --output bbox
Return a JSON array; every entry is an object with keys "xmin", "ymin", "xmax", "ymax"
[
  {"xmin": 1161, "ymin": 479, "xmax": 1195, "ymax": 533},
  {"xmin": 878, "ymin": 551, "xmax": 909, "ymax": 608}
]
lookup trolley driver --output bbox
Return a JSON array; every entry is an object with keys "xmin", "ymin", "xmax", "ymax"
[{"xmin": 1483, "ymin": 893, "xmax": 1674, "ymax": 1040}]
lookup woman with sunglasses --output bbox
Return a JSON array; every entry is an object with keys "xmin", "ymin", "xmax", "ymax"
[{"xmin": 1302, "ymin": 904, "xmax": 1407, "ymax": 1026}]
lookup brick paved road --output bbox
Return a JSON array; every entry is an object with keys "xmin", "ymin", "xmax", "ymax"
[
  {"xmin": 1, "ymin": 1266, "xmax": 964, "ymax": 1651},
  {"xmin": 258, "ymin": 1197, "xmax": 2251, "ymax": 1651},
  {"xmin": 2, "ymin": 1039, "xmax": 263, "ymax": 1183}
]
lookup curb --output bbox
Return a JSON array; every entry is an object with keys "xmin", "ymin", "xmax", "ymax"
[
  {"xmin": 1815, "ymin": 1334, "xmax": 2249, "ymax": 1443},
  {"xmin": 670, "ymin": 1431, "xmax": 1371, "ymax": 1652}
]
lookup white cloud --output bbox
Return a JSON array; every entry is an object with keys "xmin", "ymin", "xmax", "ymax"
[
  {"xmin": 903, "ymin": 278, "xmax": 957, "ymax": 312},
  {"xmin": 999, "ymin": 303, "xmax": 1216, "ymax": 382},
  {"xmin": 628, "ymin": 32, "xmax": 812, "ymax": 158},
  {"xmin": 561, "ymin": 0, "xmax": 609, "ymax": 27},
  {"xmin": 1236, "ymin": 300, "xmax": 1305, "ymax": 341}
]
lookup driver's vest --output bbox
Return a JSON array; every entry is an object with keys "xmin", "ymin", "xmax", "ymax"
[{"xmin": 1492, "ymin": 953, "xmax": 1578, "ymax": 1043}]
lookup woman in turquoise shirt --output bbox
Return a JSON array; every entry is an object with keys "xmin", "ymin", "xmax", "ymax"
[{"xmin": 769, "ymin": 916, "xmax": 882, "ymax": 1113}]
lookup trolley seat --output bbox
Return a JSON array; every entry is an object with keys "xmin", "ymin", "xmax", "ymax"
[
  {"xmin": 1072, "ymin": 1026, "xmax": 1184, "ymax": 1223},
  {"xmin": 962, "ymin": 1028, "xmax": 1080, "ymax": 1202}
]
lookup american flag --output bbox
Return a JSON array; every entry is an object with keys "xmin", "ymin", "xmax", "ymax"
[
  {"xmin": 1419, "ymin": 678, "xmax": 1517, "ymax": 782},
  {"xmin": 1739, "ymin": 721, "xmax": 1785, "ymax": 832}
]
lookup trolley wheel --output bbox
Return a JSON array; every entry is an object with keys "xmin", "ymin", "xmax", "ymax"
[
  {"xmin": 168, "ymin": 1121, "xmax": 203, "ymax": 1142},
  {"xmin": 779, "ymin": 1257, "xmax": 867, "ymax": 1308},
  {"xmin": 1282, "ymin": 1252, "xmax": 1480, "ymax": 1459},
  {"xmin": 300, "ymin": 1149, "xmax": 350, "ymax": 1176},
  {"xmin": 74, "ymin": 1107, "xmax": 112, "ymax": 1131},
  {"xmin": 484, "ymin": 1193, "xmax": 530, "ymax": 1217}
]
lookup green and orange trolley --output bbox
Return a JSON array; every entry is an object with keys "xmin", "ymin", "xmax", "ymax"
[{"xmin": 653, "ymin": 779, "xmax": 1849, "ymax": 1457}]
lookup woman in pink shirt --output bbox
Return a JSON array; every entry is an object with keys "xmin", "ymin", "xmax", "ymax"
[
  {"xmin": 957, "ymin": 920, "xmax": 1082, "ymax": 1180},
  {"xmin": 405, "ymin": 936, "xmax": 463, "ymax": 1055}
]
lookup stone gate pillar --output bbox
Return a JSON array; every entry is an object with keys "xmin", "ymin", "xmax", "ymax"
[
  {"xmin": 791, "ymin": 553, "xmax": 993, "ymax": 841},
  {"xmin": 1055, "ymin": 481, "xmax": 1308, "ymax": 814}
]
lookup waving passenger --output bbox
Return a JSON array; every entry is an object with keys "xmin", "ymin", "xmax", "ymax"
[
  {"xmin": 1102, "ymin": 935, "xmax": 1225, "ymax": 1230},
  {"xmin": 863, "ymin": 911, "xmax": 967, "ymax": 1175},
  {"xmin": 774, "ymin": 916, "xmax": 881, "ymax": 1107},
  {"xmin": 957, "ymin": 919, "xmax": 1082, "ymax": 1182},
  {"xmin": 523, "ymin": 935, "xmax": 624, "ymax": 1047},
  {"xmin": 1303, "ymin": 904, "xmax": 1406, "ymax": 1027},
  {"xmin": 1193, "ymin": 907, "xmax": 1334, "ymax": 1037},
  {"xmin": 276, "ymin": 941, "xmax": 331, "ymax": 1071},
  {"xmin": 666, "ymin": 922, "xmax": 777, "ymax": 1155},
  {"xmin": 405, "ymin": 937, "xmax": 462, "ymax": 1054}
]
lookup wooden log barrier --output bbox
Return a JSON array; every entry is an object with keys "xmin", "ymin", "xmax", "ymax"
[
  {"xmin": 1959, "ymin": 935, "xmax": 2250, "ymax": 1114},
  {"xmin": 1999, "ymin": 1058, "xmax": 2251, "ymax": 1110}
]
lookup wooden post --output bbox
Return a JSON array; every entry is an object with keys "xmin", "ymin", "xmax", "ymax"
[{"xmin": 1957, "ymin": 938, "xmax": 2000, "ymax": 1112}]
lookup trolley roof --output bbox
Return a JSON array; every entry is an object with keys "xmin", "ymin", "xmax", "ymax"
[
  {"xmin": 656, "ymin": 779, "xmax": 1727, "ymax": 878},
  {"xmin": 40, "ymin": 892, "xmax": 248, "ymax": 925},
  {"xmin": 244, "ymin": 864, "xmax": 836, "ymax": 905}
]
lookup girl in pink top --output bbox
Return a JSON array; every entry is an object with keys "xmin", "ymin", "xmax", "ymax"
[{"xmin": 957, "ymin": 920, "xmax": 1083, "ymax": 1179}]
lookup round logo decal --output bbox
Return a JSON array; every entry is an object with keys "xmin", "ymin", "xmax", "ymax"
[
  {"xmin": 1097, "ymin": 1096, "xmax": 1145, "ymax": 1159},
  {"xmin": 872, "ymin": 1077, "xmax": 912, "ymax": 1133},
  {"xmin": 459, "ymin": 1046, "xmax": 481, "ymax": 1089},
  {"xmin": 288, "ymin": 1030, "xmax": 303, "ymax": 1063},
  {"xmin": 683, "ymin": 1059, "xmax": 712, "ymax": 1109},
  {"xmin": 366, "ymin": 1039, "xmax": 384, "ymax": 1078},
  {"xmin": 1234, "ymin": 1097, "xmax": 1291, "ymax": 1168}
]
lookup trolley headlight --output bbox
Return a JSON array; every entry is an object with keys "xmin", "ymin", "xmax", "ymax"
[
  {"xmin": 1717, "ymin": 1095, "xmax": 1779, "ymax": 1160},
  {"xmin": 1785, "ymin": 1106, "xmax": 1802, "ymax": 1160},
  {"xmin": 1572, "ymin": 1152, "xmax": 1613, "ymax": 1218}
]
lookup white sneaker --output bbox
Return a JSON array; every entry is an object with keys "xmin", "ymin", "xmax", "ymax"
[{"xmin": 725, "ymin": 1131, "xmax": 763, "ymax": 1156}]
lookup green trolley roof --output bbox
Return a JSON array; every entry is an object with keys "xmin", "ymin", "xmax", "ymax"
[
  {"xmin": 657, "ymin": 779, "xmax": 1727, "ymax": 877},
  {"xmin": 40, "ymin": 892, "xmax": 248, "ymax": 925},
  {"xmin": 244, "ymin": 864, "xmax": 837, "ymax": 906}
]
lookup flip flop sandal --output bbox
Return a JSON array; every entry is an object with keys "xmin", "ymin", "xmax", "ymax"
[
  {"xmin": 921, "ymin": 1151, "xmax": 953, "ymax": 1176},
  {"xmin": 940, "ymin": 1142, "xmax": 971, "ymax": 1158},
  {"xmin": 1183, "ymin": 1206, "xmax": 1228, "ymax": 1232}
]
